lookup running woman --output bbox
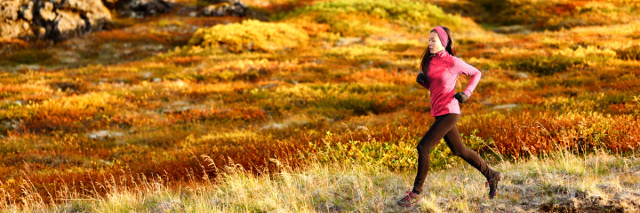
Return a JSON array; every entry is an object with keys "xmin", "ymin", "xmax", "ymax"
[{"xmin": 397, "ymin": 26, "xmax": 502, "ymax": 207}]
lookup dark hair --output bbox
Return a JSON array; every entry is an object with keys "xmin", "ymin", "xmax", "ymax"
[{"xmin": 420, "ymin": 26, "xmax": 456, "ymax": 75}]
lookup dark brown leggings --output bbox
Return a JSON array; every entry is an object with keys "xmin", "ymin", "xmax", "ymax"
[{"xmin": 412, "ymin": 113, "xmax": 495, "ymax": 194}]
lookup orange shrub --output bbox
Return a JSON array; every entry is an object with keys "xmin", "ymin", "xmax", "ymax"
[{"xmin": 461, "ymin": 111, "xmax": 640, "ymax": 158}]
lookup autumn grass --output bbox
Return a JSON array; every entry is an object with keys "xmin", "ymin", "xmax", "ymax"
[
  {"xmin": 1, "ymin": 0, "xmax": 640, "ymax": 210},
  {"xmin": 434, "ymin": 0, "xmax": 640, "ymax": 31},
  {"xmin": 1, "ymin": 148, "xmax": 638, "ymax": 212}
]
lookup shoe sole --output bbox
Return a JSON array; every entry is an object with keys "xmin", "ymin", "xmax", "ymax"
[{"xmin": 398, "ymin": 199, "xmax": 422, "ymax": 207}]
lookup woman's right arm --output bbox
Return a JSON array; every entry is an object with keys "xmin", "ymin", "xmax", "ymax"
[{"xmin": 452, "ymin": 58, "xmax": 480, "ymax": 97}]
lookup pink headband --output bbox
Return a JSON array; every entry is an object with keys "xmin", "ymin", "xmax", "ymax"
[{"xmin": 433, "ymin": 26, "xmax": 449, "ymax": 48}]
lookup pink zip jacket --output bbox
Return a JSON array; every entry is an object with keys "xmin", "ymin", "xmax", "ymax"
[{"xmin": 418, "ymin": 50, "xmax": 481, "ymax": 117}]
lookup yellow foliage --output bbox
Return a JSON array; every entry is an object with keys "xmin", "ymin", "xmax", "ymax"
[
  {"xmin": 282, "ymin": 13, "xmax": 331, "ymax": 36},
  {"xmin": 208, "ymin": 59, "xmax": 298, "ymax": 73},
  {"xmin": 273, "ymin": 84, "xmax": 325, "ymax": 103},
  {"xmin": 567, "ymin": 21, "xmax": 640, "ymax": 40},
  {"xmin": 189, "ymin": 19, "xmax": 309, "ymax": 53},
  {"xmin": 499, "ymin": 45, "xmax": 616, "ymax": 60},
  {"xmin": 551, "ymin": 46, "xmax": 616, "ymax": 58},
  {"xmin": 498, "ymin": 47, "xmax": 543, "ymax": 57},
  {"xmin": 187, "ymin": 82, "xmax": 253, "ymax": 94},
  {"xmin": 324, "ymin": 46, "xmax": 388, "ymax": 60},
  {"xmin": 0, "ymin": 83, "xmax": 53, "ymax": 97},
  {"xmin": 3, "ymin": 1, "xmax": 640, "ymax": 208},
  {"xmin": 28, "ymin": 92, "xmax": 121, "ymax": 114}
]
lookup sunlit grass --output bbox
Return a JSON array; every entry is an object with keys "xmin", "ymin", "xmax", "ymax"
[
  {"xmin": 2, "ymin": 150, "xmax": 638, "ymax": 212},
  {"xmin": 1, "ymin": 0, "xmax": 639, "ymax": 210}
]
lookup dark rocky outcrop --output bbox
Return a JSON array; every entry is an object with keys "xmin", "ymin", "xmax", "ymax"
[
  {"xmin": 103, "ymin": 0, "xmax": 174, "ymax": 18},
  {"xmin": 1, "ymin": 0, "xmax": 112, "ymax": 41},
  {"xmin": 0, "ymin": 0, "xmax": 246, "ymax": 42},
  {"xmin": 199, "ymin": 0, "xmax": 247, "ymax": 17}
]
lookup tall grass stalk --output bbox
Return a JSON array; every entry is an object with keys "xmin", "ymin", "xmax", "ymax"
[{"xmin": 1, "ymin": 149, "xmax": 637, "ymax": 212}]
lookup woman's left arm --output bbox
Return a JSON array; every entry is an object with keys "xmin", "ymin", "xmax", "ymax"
[{"xmin": 453, "ymin": 57, "xmax": 481, "ymax": 97}]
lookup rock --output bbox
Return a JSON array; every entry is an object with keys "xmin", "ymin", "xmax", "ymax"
[
  {"xmin": 16, "ymin": 64, "xmax": 41, "ymax": 71},
  {"xmin": 139, "ymin": 71, "xmax": 153, "ymax": 79},
  {"xmin": 126, "ymin": 0, "xmax": 173, "ymax": 17},
  {"xmin": 1, "ymin": 0, "xmax": 112, "ymax": 41},
  {"xmin": 260, "ymin": 123, "xmax": 286, "ymax": 130},
  {"xmin": 161, "ymin": 101, "xmax": 208, "ymax": 113},
  {"xmin": 86, "ymin": 130, "xmax": 124, "ymax": 140},
  {"xmin": 360, "ymin": 60, "xmax": 373, "ymax": 69},
  {"xmin": 492, "ymin": 25, "xmax": 532, "ymax": 35},
  {"xmin": 335, "ymin": 37, "xmax": 363, "ymax": 46},
  {"xmin": 162, "ymin": 100, "xmax": 191, "ymax": 113},
  {"xmin": 315, "ymin": 202, "xmax": 343, "ymax": 213},
  {"xmin": 200, "ymin": 0, "xmax": 247, "ymax": 17},
  {"xmin": 102, "ymin": 0, "xmax": 118, "ymax": 4},
  {"xmin": 98, "ymin": 159, "xmax": 113, "ymax": 166},
  {"xmin": 261, "ymin": 83, "xmax": 277, "ymax": 89},
  {"xmin": 491, "ymin": 104, "xmax": 518, "ymax": 110},
  {"xmin": 152, "ymin": 200, "xmax": 184, "ymax": 213},
  {"xmin": 514, "ymin": 72, "xmax": 529, "ymax": 79},
  {"xmin": 1, "ymin": 1, "xmax": 35, "ymax": 39},
  {"xmin": 100, "ymin": 0, "xmax": 118, "ymax": 7},
  {"xmin": 1, "ymin": 119, "xmax": 23, "ymax": 132},
  {"xmin": 102, "ymin": 0, "xmax": 174, "ymax": 18}
]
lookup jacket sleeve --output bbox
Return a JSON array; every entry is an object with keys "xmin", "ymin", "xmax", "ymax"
[
  {"xmin": 453, "ymin": 57, "xmax": 481, "ymax": 97},
  {"xmin": 418, "ymin": 80, "xmax": 429, "ymax": 90}
]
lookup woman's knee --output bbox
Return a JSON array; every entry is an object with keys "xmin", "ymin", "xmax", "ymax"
[
  {"xmin": 416, "ymin": 143, "xmax": 431, "ymax": 154},
  {"xmin": 451, "ymin": 148, "xmax": 464, "ymax": 157},
  {"xmin": 449, "ymin": 146, "xmax": 471, "ymax": 157}
]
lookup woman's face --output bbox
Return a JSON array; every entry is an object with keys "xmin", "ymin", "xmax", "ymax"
[{"xmin": 429, "ymin": 32, "xmax": 445, "ymax": 53}]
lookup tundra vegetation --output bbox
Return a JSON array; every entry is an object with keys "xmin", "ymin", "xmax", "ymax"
[{"xmin": 0, "ymin": 0, "xmax": 639, "ymax": 212}]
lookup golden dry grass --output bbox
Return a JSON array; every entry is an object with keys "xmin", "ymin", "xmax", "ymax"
[{"xmin": 0, "ymin": 0, "xmax": 638, "ymax": 210}]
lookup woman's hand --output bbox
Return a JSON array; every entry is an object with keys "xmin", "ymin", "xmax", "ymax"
[
  {"xmin": 454, "ymin": 92, "xmax": 468, "ymax": 103},
  {"xmin": 416, "ymin": 73, "xmax": 427, "ymax": 84}
]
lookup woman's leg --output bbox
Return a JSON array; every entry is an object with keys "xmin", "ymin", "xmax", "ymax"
[
  {"xmin": 443, "ymin": 125, "xmax": 495, "ymax": 180},
  {"xmin": 412, "ymin": 114, "xmax": 459, "ymax": 194}
]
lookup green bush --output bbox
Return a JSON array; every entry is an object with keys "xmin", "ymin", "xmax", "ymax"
[
  {"xmin": 468, "ymin": 0, "xmax": 639, "ymax": 31},
  {"xmin": 1, "ymin": 50, "xmax": 58, "ymax": 66},
  {"xmin": 188, "ymin": 19, "xmax": 309, "ymax": 53},
  {"xmin": 508, "ymin": 46, "xmax": 616, "ymax": 75},
  {"xmin": 511, "ymin": 55, "xmax": 583, "ymax": 75},
  {"xmin": 312, "ymin": 12, "xmax": 386, "ymax": 37},
  {"xmin": 324, "ymin": 46, "xmax": 388, "ymax": 60},
  {"xmin": 308, "ymin": 129, "xmax": 492, "ymax": 172},
  {"xmin": 279, "ymin": 0, "xmax": 469, "ymax": 34},
  {"xmin": 308, "ymin": 130, "xmax": 418, "ymax": 171},
  {"xmin": 322, "ymin": 95, "xmax": 384, "ymax": 115}
]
